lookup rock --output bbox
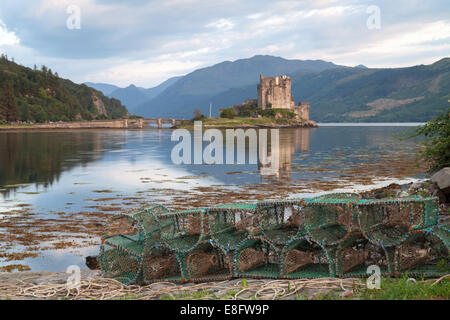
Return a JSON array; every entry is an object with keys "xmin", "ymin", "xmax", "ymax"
[
  {"xmin": 431, "ymin": 168, "xmax": 450, "ymax": 191},
  {"xmin": 398, "ymin": 191, "xmax": 409, "ymax": 198},
  {"xmin": 432, "ymin": 187, "xmax": 447, "ymax": 204},
  {"xmin": 86, "ymin": 256, "xmax": 100, "ymax": 270}
]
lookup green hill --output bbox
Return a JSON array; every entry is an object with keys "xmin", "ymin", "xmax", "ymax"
[
  {"xmin": 134, "ymin": 56, "xmax": 450, "ymax": 122},
  {"xmin": 135, "ymin": 55, "xmax": 342, "ymax": 118},
  {"xmin": 0, "ymin": 55, "xmax": 129, "ymax": 123},
  {"xmin": 291, "ymin": 58, "xmax": 450, "ymax": 122}
]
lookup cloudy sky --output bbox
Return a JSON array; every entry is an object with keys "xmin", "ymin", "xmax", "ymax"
[{"xmin": 0, "ymin": 0, "xmax": 449, "ymax": 87}]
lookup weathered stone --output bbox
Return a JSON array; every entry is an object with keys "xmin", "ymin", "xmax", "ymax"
[
  {"xmin": 86, "ymin": 256, "xmax": 100, "ymax": 270},
  {"xmin": 431, "ymin": 167, "xmax": 450, "ymax": 191},
  {"xmin": 257, "ymin": 74, "xmax": 310, "ymax": 121}
]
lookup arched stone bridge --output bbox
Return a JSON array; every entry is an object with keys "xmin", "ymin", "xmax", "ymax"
[{"xmin": 143, "ymin": 118, "xmax": 182, "ymax": 129}]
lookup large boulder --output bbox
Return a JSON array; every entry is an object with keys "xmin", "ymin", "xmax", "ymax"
[
  {"xmin": 431, "ymin": 167, "xmax": 450, "ymax": 203},
  {"xmin": 431, "ymin": 167, "xmax": 450, "ymax": 191}
]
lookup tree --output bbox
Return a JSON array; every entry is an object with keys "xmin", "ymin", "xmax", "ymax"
[
  {"xmin": 220, "ymin": 108, "xmax": 237, "ymax": 119},
  {"xmin": 0, "ymin": 82, "xmax": 19, "ymax": 122},
  {"xmin": 413, "ymin": 109, "xmax": 450, "ymax": 173},
  {"xmin": 193, "ymin": 109, "xmax": 205, "ymax": 120}
]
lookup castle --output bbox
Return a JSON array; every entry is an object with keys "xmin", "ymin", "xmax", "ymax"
[
  {"xmin": 258, "ymin": 74, "xmax": 310, "ymax": 120},
  {"xmin": 220, "ymin": 74, "xmax": 311, "ymax": 121}
]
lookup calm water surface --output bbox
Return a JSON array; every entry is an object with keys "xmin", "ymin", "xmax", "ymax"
[{"xmin": 0, "ymin": 125, "xmax": 426, "ymax": 271}]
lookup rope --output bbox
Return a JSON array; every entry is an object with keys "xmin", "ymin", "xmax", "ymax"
[
  {"xmin": 1, "ymin": 275, "xmax": 447, "ymax": 300},
  {"xmin": 0, "ymin": 277, "xmax": 363, "ymax": 300}
]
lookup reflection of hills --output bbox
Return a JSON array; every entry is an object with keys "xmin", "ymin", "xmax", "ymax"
[
  {"xmin": 259, "ymin": 128, "xmax": 311, "ymax": 180},
  {"xmin": 0, "ymin": 131, "xmax": 122, "ymax": 196}
]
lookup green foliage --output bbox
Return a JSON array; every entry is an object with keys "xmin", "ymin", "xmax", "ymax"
[
  {"xmin": 220, "ymin": 108, "xmax": 237, "ymax": 119},
  {"xmin": 355, "ymin": 276, "xmax": 450, "ymax": 300},
  {"xmin": 0, "ymin": 55, "xmax": 129, "ymax": 123},
  {"xmin": 0, "ymin": 81, "xmax": 19, "ymax": 122},
  {"xmin": 413, "ymin": 109, "xmax": 450, "ymax": 173},
  {"xmin": 238, "ymin": 104, "xmax": 258, "ymax": 117},
  {"xmin": 258, "ymin": 108, "xmax": 296, "ymax": 119}
]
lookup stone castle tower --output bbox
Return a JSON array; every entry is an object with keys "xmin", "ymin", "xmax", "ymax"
[
  {"xmin": 257, "ymin": 74, "xmax": 295, "ymax": 110},
  {"xmin": 257, "ymin": 74, "xmax": 310, "ymax": 121}
]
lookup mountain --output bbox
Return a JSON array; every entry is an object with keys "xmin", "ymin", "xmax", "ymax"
[
  {"xmin": 289, "ymin": 58, "xmax": 450, "ymax": 122},
  {"xmin": 135, "ymin": 55, "xmax": 343, "ymax": 118},
  {"xmin": 135, "ymin": 56, "xmax": 450, "ymax": 122},
  {"xmin": 108, "ymin": 84, "xmax": 150, "ymax": 114},
  {"xmin": 83, "ymin": 82, "xmax": 120, "ymax": 96},
  {"xmin": 107, "ymin": 76, "xmax": 182, "ymax": 113},
  {"xmin": 143, "ymin": 76, "xmax": 182, "ymax": 99},
  {"xmin": 0, "ymin": 56, "xmax": 129, "ymax": 123}
]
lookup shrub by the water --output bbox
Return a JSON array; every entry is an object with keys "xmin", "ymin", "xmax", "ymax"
[
  {"xmin": 414, "ymin": 109, "xmax": 450, "ymax": 173},
  {"xmin": 220, "ymin": 108, "xmax": 237, "ymax": 119}
]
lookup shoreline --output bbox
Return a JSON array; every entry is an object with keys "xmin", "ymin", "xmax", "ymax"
[
  {"xmin": 0, "ymin": 119, "xmax": 145, "ymax": 131},
  {"xmin": 0, "ymin": 120, "xmax": 427, "ymax": 131},
  {"xmin": 176, "ymin": 118, "xmax": 318, "ymax": 130},
  {"xmin": 0, "ymin": 179, "xmax": 448, "ymax": 300}
]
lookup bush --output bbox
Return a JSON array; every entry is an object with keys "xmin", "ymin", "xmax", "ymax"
[
  {"xmin": 413, "ymin": 109, "xmax": 450, "ymax": 173},
  {"xmin": 193, "ymin": 109, "xmax": 205, "ymax": 121},
  {"xmin": 258, "ymin": 108, "xmax": 296, "ymax": 119},
  {"xmin": 220, "ymin": 108, "xmax": 237, "ymax": 119}
]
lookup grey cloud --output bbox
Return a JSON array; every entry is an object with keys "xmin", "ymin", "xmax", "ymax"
[{"xmin": 0, "ymin": 0, "xmax": 448, "ymax": 86}]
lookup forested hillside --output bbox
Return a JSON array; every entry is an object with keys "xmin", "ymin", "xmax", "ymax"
[{"xmin": 0, "ymin": 55, "xmax": 129, "ymax": 123}]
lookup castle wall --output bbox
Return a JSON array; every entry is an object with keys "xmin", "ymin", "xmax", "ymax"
[
  {"xmin": 295, "ymin": 103, "xmax": 310, "ymax": 121},
  {"xmin": 258, "ymin": 75, "xmax": 295, "ymax": 110}
]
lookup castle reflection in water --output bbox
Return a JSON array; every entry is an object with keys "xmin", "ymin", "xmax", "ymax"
[{"xmin": 258, "ymin": 128, "xmax": 310, "ymax": 180}]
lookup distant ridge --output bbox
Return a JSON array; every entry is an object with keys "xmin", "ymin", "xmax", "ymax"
[
  {"xmin": 85, "ymin": 76, "xmax": 182, "ymax": 113},
  {"xmin": 84, "ymin": 82, "xmax": 120, "ymax": 96},
  {"xmin": 135, "ymin": 55, "xmax": 344, "ymax": 118},
  {"xmin": 133, "ymin": 56, "xmax": 450, "ymax": 122}
]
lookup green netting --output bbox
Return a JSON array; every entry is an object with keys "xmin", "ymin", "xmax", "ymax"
[
  {"xmin": 255, "ymin": 202, "xmax": 303, "ymax": 245},
  {"xmin": 356, "ymin": 198, "xmax": 438, "ymax": 248},
  {"xmin": 100, "ymin": 243, "xmax": 142, "ymax": 285},
  {"xmin": 281, "ymin": 237, "xmax": 330, "ymax": 278},
  {"xmin": 185, "ymin": 242, "xmax": 233, "ymax": 282},
  {"xmin": 234, "ymin": 238, "xmax": 280, "ymax": 278},
  {"xmin": 204, "ymin": 208, "xmax": 252, "ymax": 252},
  {"xmin": 391, "ymin": 231, "xmax": 449, "ymax": 276},
  {"xmin": 100, "ymin": 195, "xmax": 448, "ymax": 284},
  {"xmin": 158, "ymin": 210, "xmax": 206, "ymax": 252},
  {"xmin": 141, "ymin": 245, "xmax": 183, "ymax": 284}
]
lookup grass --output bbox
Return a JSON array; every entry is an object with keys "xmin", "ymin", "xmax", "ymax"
[
  {"xmin": 177, "ymin": 117, "xmax": 312, "ymax": 129},
  {"xmin": 0, "ymin": 123, "xmax": 35, "ymax": 130},
  {"xmin": 314, "ymin": 275, "xmax": 450, "ymax": 300},
  {"xmin": 356, "ymin": 276, "xmax": 450, "ymax": 300}
]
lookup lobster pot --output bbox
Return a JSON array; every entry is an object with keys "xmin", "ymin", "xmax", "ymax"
[
  {"xmin": 100, "ymin": 243, "xmax": 142, "ymax": 285},
  {"xmin": 303, "ymin": 204, "xmax": 353, "ymax": 246},
  {"xmin": 159, "ymin": 210, "xmax": 205, "ymax": 253},
  {"xmin": 393, "ymin": 230, "xmax": 449, "ymax": 277},
  {"xmin": 102, "ymin": 214, "xmax": 145, "ymax": 264},
  {"xmin": 433, "ymin": 223, "xmax": 450, "ymax": 248},
  {"xmin": 336, "ymin": 236, "xmax": 388, "ymax": 277},
  {"xmin": 141, "ymin": 246, "xmax": 182, "ymax": 283},
  {"xmin": 234, "ymin": 238, "xmax": 280, "ymax": 278},
  {"xmin": 412, "ymin": 198, "xmax": 439, "ymax": 230},
  {"xmin": 132, "ymin": 204, "xmax": 169, "ymax": 244},
  {"xmin": 281, "ymin": 238, "xmax": 329, "ymax": 278},
  {"xmin": 185, "ymin": 243, "xmax": 232, "ymax": 282},
  {"xmin": 205, "ymin": 207, "xmax": 255, "ymax": 251},
  {"xmin": 103, "ymin": 214, "xmax": 144, "ymax": 243},
  {"xmin": 256, "ymin": 200, "xmax": 304, "ymax": 245},
  {"xmin": 357, "ymin": 199, "xmax": 425, "ymax": 248}
]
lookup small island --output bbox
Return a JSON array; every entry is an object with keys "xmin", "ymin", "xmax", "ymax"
[{"xmin": 178, "ymin": 74, "xmax": 318, "ymax": 129}]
